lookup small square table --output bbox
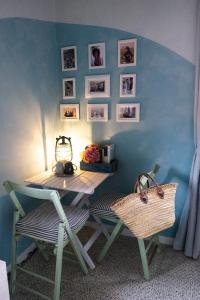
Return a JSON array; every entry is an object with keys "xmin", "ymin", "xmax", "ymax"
[{"xmin": 25, "ymin": 169, "xmax": 111, "ymax": 206}]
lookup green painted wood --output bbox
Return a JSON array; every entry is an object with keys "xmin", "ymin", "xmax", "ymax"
[
  {"xmin": 3, "ymin": 180, "xmax": 89, "ymax": 299},
  {"xmin": 35, "ymin": 241, "xmax": 49, "ymax": 261},
  {"xmin": 10, "ymin": 211, "xmax": 18, "ymax": 294},
  {"xmin": 145, "ymin": 237, "xmax": 155, "ymax": 254},
  {"xmin": 95, "ymin": 164, "xmax": 161, "ymax": 280},
  {"xmin": 154, "ymin": 234, "xmax": 161, "ymax": 254},
  {"xmin": 16, "ymin": 266, "xmax": 54, "ymax": 284},
  {"xmin": 137, "ymin": 239, "xmax": 150, "ymax": 280},
  {"xmin": 4, "ymin": 181, "xmax": 26, "ymax": 218},
  {"xmin": 16, "ymin": 283, "xmax": 53, "ymax": 300},
  {"xmin": 98, "ymin": 220, "xmax": 123, "ymax": 263},
  {"xmin": 67, "ymin": 230, "xmax": 88, "ymax": 274},
  {"xmin": 100, "ymin": 216, "xmax": 120, "ymax": 223},
  {"xmin": 53, "ymin": 224, "xmax": 64, "ymax": 300}
]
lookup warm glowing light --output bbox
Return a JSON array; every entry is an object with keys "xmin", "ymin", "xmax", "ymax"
[
  {"xmin": 72, "ymin": 136, "xmax": 92, "ymax": 164},
  {"xmin": 56, "ymin": 146, "xmax": 71, "ymax": 161},
  {"xmin": 46, "ymin": 136, "xmax": 55, "ymax": 169},
  {"xmin": 57, "ymin": 122, "xmax": 93, "ymax": 166},
  {"xmin": 55, "ymin": 136, "xmax": 72, "ymax": 162}
]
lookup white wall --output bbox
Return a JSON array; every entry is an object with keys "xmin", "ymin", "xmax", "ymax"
[
  {"xmin": 0, "ymin": 0, "xmax": 55, "ymax": 21},
  {"xmin": 55, "ymin": 0, "xmax": 198, "ymax": 63},
  {"xmin": 0, "ymin": 0, "xmax": 197, "ymax": 63}
]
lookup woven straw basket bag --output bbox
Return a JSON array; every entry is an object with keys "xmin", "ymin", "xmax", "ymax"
[{"xmin": 111, "ymin": 173, "xmax": 177, "ymax": 239}]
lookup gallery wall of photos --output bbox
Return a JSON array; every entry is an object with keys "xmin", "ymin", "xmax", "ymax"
[{"xmin": 60, "ymin": 39, "xmax": 140, "ymax": 123}]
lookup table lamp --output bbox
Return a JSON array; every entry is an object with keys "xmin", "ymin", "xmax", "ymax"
[{"xmin": 55, "ymin": 136, "xmax": 72, "ymax": 162}]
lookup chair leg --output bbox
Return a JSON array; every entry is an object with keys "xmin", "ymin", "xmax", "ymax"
[
  {"xmin": 137, "ymin": 238, "xmax": 150, "ymax": 280},
  {"xmin": 53, "ymin": 224, "xmax": 64, "ymax": 300},
  {"xmin": 75, "ymin": 236, "xmax": 95, "ymax": 270},
  {"xmin": 154, "ymin": 234, "xmax": 161, "ymax": 253},
  {"xmin": 69, "ymin": 232, "xmax": 88, "ymax": 275},
  {"xmin": 93, "ymin": 215, "xmax": 110, "ymax": 240},
  {"xmin": 98, "ymin": 220, "xmax": 124, "ymax": 263},
  {"xmin": 10, "ymin": 212, "xmax": 18, "ymax": 294},
  {"xmin": 35, "ymin": 240, "xmax": 49, "ymax": 261},
  {"xmin": 10, "ymin": 232, "xmax": 17, "ymax": 294}
]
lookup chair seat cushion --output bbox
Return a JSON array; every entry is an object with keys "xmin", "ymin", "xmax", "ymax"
[
  {"xmin": 90, "ymin": 192, "xmax": 128, "ymax": 217},
  {"xmin": 16, "ymin": 202, "xmax": 89, "ymax": 243}
]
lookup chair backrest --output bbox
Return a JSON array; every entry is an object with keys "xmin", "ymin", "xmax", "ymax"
[
  {"xmin": 3, "ymin": 181, "xmax": 68, "ymax": 223},
  {"xmin": 137, "ymin": 163, "xmax": 160, "ymax": 191}
]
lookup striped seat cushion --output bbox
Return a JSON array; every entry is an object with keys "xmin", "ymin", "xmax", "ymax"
[
  {"xmin": 16, "ymin": 202, "xmax": 89, "ymax": 243},
  {"xmin": 90, "ymin": 192, "xmax": 128, "ymax": 217}
]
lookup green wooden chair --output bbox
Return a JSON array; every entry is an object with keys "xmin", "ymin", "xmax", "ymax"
[
  {"xmin": 89, "ymin": 164, "xmax": 160, "ymax": 280},
  {"xmin": 3, "ymin": 180, "xmax": 91, "ymax": 300}
]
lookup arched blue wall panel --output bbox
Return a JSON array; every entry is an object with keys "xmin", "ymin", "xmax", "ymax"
[{"xmin": 56, "ymin": 24, "xmax": 195, "ymax": 237}]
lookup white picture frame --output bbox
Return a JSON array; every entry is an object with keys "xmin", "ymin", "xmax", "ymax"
[
  {"xmin": 118, "ymin": 39, "xmax": 137, "ymax": 67},
  {"xmin": 60, "ymin": 104, "xmax": 79, "ymax": 121},
  {"xmin": 87, "ymin": 104, "xmax": 108, "ymax": 122},
  {"xmin": 116, "ymin": 103, "xmax": 140, "ymax": 122},
  {"xmin": 63, "ymin": 78, "xmax": 76, "ymax": 99},
  {"xmin": 120, "ymin": 74, "xmax": 136, "ymax": 97},
  {"xmin": 85, "ymin": 75, "xmax": 110, "ymax": 98},
  {"xmin": 88, "ymin": 42, "xmax": 106, "ymax": 69},
  {"xmin": 61, "ymin": 46, "xmax": 77, "ymax": 71}
]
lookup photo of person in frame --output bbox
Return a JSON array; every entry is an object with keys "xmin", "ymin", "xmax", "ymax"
[
  {"xmin": 120, "ymin": 74, "xmax": 136, "ymax": 97},
  {"xmin": 123, "ymin": 46, "xmax": 134, "ymax": 64},
  {"xmin": 91, "ymin": 47, "xmax": 103, "ymax": 67},
  {"xmin": 64, "ymin": 80, "xmax": 74, "ymax": 97},
  {"xmin": 118, "ymin": 39, "xmax": 136, "ymax": 66},
  {"xmin": 122, "ymin": 77, "xmax": 134, "ymax": 95},
  {"xmin": 63, "ymin": 48, "xmax": 75, "ymax": 69},
  {"xmin": 89, "ymin": 43, "xmax": 105, "ymax": 69},
  {"xmin": 120, "ymin": 45, "xmax": 134, "ymax": 65}
]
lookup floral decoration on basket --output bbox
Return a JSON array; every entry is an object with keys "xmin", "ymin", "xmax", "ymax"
[{"xmin": 81, "ymin": 144, "xmax": 101, "ymax": 163}]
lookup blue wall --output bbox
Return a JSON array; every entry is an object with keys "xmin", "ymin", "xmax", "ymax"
[
  {"xmin": 56, "ymin": 24, "xmax": 195, "ymax": 237},
  {"xmin": 0, "ymin": 18, "xmax": 195, "ymax": 265},
  {"xmin": 0, "ymin": 18, "xmax": 59, "ymax": 264}
]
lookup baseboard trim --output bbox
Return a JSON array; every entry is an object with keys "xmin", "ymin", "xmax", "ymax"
[
  {"xmin": 86, "ymin": 221, "xmax": 174, "ymax": 246},
  {"xmin": 7, "ymin": 243, "xmax": 36, "ymax": 273}
]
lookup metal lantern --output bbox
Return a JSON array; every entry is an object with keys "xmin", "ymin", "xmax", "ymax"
[{"xmin": 55, "ymin": 136, "xmax": 73, "ymax": 162}]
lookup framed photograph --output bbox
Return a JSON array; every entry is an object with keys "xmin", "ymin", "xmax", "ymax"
[
  {"xmin": 85, "ymin": 75, "xmax": 110, "ymax": 98},
  {"xmin": 60, "ymin": 104, "xmax": 79, "ymax": 121},
  {"xmin": 88, "ymin": 42, "xmax": 105, "ymax": 69},
  {"xmin": 87, "ymin": 104, "xmax": 108, "ymax": 122},
  {"xmin": 120, "ymin": 74, "xmax": 136, "ymax": 97},
  {"xmin": 63, "ymin": 78, "xmax": 76, "ymax": 99},
  {"xmin": 61, "ymin": 46, "xmax": 77, "ymax": 71},
  {"xmin": 118, "ymin": 39, "xmax": 137, "ymax": 67},
  {"xmin": 116, "ymin": 103, "xmax": 140, "ymax": 122}
]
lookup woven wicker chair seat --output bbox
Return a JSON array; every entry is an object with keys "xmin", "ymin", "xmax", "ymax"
[
  {"xmin": 90, "ymin": 192, "xmax": 128, "ymax": 217},
  {"xmin": 16, "ymin": 202, "xmax": 89, "ymax": 243}
]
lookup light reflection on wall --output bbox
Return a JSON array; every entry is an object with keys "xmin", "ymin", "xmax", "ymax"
[
  {"xmin": 46, "ymin": 135, "xmax": 55, "ymax": 170},
  {"xmin": 59, "ymin": 123, "xmax": 92, "ymax": 166}
]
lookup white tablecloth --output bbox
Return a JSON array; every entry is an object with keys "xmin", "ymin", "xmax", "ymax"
[{"xmin": 0, "ymin": 260, "xmax": 10, "ymax": 300}]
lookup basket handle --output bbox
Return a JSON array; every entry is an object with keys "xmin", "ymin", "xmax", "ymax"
[{"xmin": 134, "ymin": 172, "xmax": 164, "ymax": 204}]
